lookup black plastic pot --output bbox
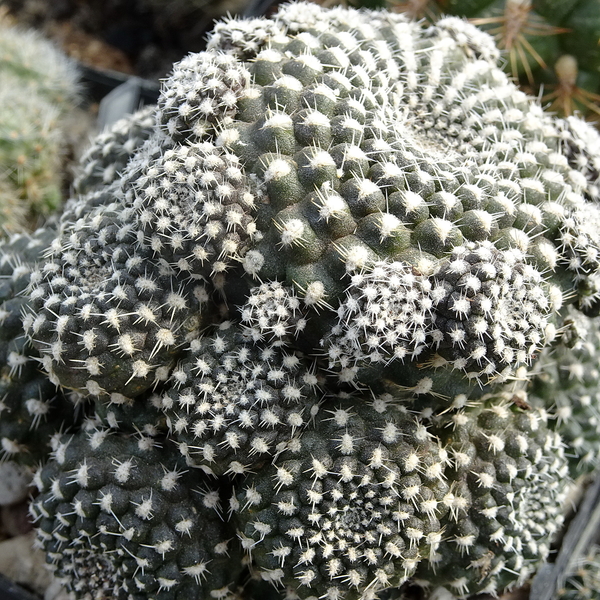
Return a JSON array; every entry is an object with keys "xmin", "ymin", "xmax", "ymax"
[
  {"xmin": 0, "ymin": 573, "xmax": 43, "ymax": 600},
  {"xmin": 77, "ymin": 62, "xmax": 161, "ymax": 129},
  {"xmin": 77, "ymin": 63, "xmax": 160, "ymax": 106}
]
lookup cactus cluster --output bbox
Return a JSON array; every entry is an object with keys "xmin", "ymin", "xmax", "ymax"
[{"xmin": 2, "ymin": 3, "xmax": 600, "ymax": 600}]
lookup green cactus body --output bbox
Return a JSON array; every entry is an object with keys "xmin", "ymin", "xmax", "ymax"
[
  {"xmin": 0, "ymin": 228, "xmax": 80, "ymax": 465},
  {"xmin": 208, "ymin": 5, "xmax": 584, "ymax": 398},
  {"xmin": 530, "ymin": 310, "xmax": 600, "ymax": 475},
  {"xmin": 414, "ymin": 396, "xmax": 570, "ymax": 598},
  {"xmin": 30, "ymin": 430, "xmax": 243, "ymax": 600},
  {"xmin": 26, "ymin": 1, "xmax": 600, "ymax": 405},
  {"xmin": 232, "ymin": 395, "xmax": 449, "ymax": 600}
]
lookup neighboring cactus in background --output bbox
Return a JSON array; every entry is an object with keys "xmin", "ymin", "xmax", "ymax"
[
  {"xmin": 558, "ymin": 545, "xmax": 600, "ymax": 600},
  {"xmin": 0, "ymin": 17, "xmax": 79, "ymax": 231},
  {"xmin": 0, "ymin": 83, "xmax": 64, "ymax": 228},
  {"xmin": 0, "ymin": 20, "xmax": 78, "ymax": 108},
  {"xmin": 1, "ymin": 3, "xmax": 600, "ymax": 600},
  {"xmin": 541, "ymin": 54, "xmax": 600, "ymax": 119},
  {"xmin": 468, "ymin": 0, "xmax": 568, "ymax": 84}
]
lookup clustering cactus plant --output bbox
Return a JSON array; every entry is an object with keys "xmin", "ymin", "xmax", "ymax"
[{"xmin": 2, "ymin": 2, "xmax": 600, "ymax": 600}]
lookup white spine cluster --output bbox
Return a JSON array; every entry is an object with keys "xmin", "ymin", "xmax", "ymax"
[
  {"xmin": 431, "ymin": 242, "xmax": 555, "ymax": 382},
  {"xmin": 240, "ymin": 281, "xmax": 307, "ymax": 343},
  {"xmin": 157, "ymin": 51, "xmax": 251, "ymax": 141},
  {"xmin": 325, "ymin": 261, "xmax": 435, "ymax": 383}
]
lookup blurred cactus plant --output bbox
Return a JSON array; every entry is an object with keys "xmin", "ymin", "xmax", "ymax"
[
  {"xmin": 0, "ymin": 13, "xmax": 79, "ymax": 232},
  {"xmin": 389, "ymin": 0, "xmax": 600, "ymax": 122}
]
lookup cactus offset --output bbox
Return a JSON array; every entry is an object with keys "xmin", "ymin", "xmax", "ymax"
[
  {"xmin": 232, "ymin": 395, "xmax": 449, "ymax": 600},
  {"xmin": 414, "ymin": 395, "xmax": 569, "ymax": 598},
  {"xmin": 30, "ymin": 430, "xmax": 242, "ymax": 600}
]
